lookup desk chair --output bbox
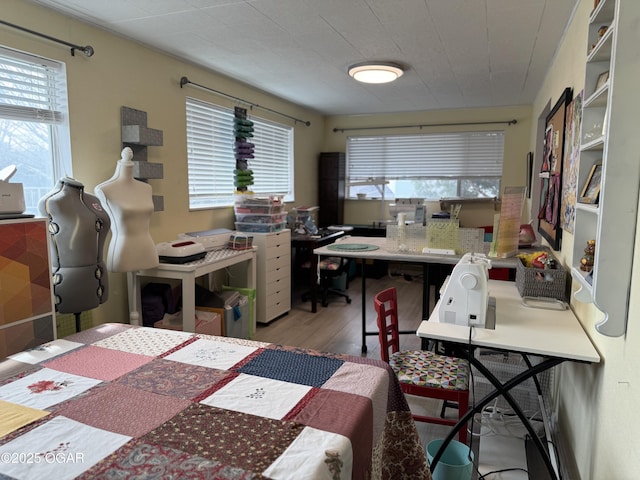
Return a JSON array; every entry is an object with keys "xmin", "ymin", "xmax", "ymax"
[
  {"xmin": 302, "ymin": 256, "xmax": 352, "ymax": 306},
  {"xmin": 374, "ymin": 287, "xmax": 469, "ymax": 443}
]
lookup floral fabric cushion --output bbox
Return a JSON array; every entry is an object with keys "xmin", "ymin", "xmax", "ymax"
[{"xmin": 390, "ymin": 350, "xmax": 469, "ymax": 390}]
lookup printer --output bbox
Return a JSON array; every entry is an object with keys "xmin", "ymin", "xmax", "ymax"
[
  {"xmin": 0, "ymin": 165, "xmax": 26, "ymax": 215},
  {"xmin": 439, "ymin": 253, "xmax": 493, "ymax": 328}
]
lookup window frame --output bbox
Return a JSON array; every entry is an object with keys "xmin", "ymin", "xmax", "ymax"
[
  {"xmin": 186, "ymin": 97, "xmax": 294, "ymax": 210},
  {"xmin": 0, "ymin": 45, "xmax": 72, "ymax": 214}
]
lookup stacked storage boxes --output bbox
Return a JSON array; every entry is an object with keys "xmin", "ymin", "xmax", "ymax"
[{"xmin": 234, "ymin": 194, "xmax": 287, "ymax": 233}]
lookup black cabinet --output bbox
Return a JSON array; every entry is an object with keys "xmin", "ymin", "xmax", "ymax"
[{"xmin": 318, "ymin": 152, "xmax": 345, "ymax": 227}]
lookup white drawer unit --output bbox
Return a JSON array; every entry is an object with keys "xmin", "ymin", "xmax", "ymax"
[{"xmin": 252, "ymin": 229, "xmax": 291, "ymax": 323}]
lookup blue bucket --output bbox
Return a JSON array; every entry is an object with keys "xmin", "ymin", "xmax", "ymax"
[{"xmin": 426, "ymin": 439, "xmax": 474, "ymax": 480}]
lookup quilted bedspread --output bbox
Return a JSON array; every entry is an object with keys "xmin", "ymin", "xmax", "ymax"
[{"xmin": 0, "ymin": 324, "xmax": 430, "ymax": 479}]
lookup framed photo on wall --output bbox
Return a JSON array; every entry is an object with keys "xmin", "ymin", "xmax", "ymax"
[
  {"xmin": 538, "ymin": 87, "xmax": 573, "ymax": 250},
  {"xmin": 579, "ymin": 161, "xmax": 602, "ymax": 204}
]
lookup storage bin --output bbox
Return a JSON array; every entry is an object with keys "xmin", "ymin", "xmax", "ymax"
[
  {"xmin": 235, "ymin": 221, "xmax": 286, "ymax": 233},
  {"xmin": 515, "ymin": 256, "xmax": 568, "ymax": 301},
  {"xmin": 234, "ymin": 193, "xmax": 284, "ymax": 206},
  {"xmin": 234, "ymin": 211, "xmax": 288, "ymax": 224},
  {"xmin": 234, "ymin": 204, "xmax": 285, "ymax": 215},
  {"xmin": 154, "ymin": 311, "xmax": 222, "ymax": 336}
]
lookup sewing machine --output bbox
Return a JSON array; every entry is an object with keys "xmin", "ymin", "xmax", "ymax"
[{"xmin": 439, "ymin": 253, "xmax": 494, "ymax": 328}]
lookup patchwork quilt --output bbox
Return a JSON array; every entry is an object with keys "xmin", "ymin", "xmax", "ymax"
[{"xmin": 0, "ymin": 324, "xmax": 429, "ymax": 479}]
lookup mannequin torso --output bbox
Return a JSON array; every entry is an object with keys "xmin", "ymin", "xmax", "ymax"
[
  {"xmin": 38, "ymin": 176, "xmax": 110, "ymax": 313},
  {"xmin": 94, "ymin": 147, "xmax": 159, "ymax": 273}
]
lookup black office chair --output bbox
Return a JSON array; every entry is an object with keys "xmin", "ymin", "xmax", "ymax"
[{"xmin": 301, "ymin": 256, "xmax": 352, "ymax": 306}]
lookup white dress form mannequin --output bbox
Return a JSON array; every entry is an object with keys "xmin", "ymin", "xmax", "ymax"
[
  {"xmin": 38, "ymin": 177, "xmax": 110, "ymax": 330},
  {"xmin": 94, "ymin": 147, "xmax": 159, "ymax": 273}
]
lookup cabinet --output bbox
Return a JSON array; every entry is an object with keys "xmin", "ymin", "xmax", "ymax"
[
  {"xmin": 318, "ymin": 152, "xmax": 345, "ymax": 227},
  {"xmin": 571, "ymin": 0, "xmax": 640, "ymax": 336},
  {"xmin": 0, "ymin": 218, "xmax": 56, "ymax": 357},
  {"xmin": 253, "ymin": 229, "xmax": 291, "ymax": 323}
]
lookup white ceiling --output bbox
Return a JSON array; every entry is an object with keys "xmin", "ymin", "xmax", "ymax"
[{"xmin": 28, "ymin": 0, "xmax": 578, "ymax": 116}]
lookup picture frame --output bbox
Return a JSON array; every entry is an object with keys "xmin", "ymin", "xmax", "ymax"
[
  {"xmin": 538, "ymin": 87, "xmax": 572, "ymax": 250},
  {"xmin": 595, "ymin": 71, "xmax": 609, "ymax": 90},
  {"xmin": 579, "ymin": 161, "xmax": 603, "ymax": 204}
]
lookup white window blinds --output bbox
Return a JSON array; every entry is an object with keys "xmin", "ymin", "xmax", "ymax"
[
  {"xmin": 186, "ymin": 97, "xmax": 293, "ymax": 209},
  {"xmin": 347, "ymin": 131, "xmax": 504, "ymax": 180},
  {"xmin": 0, "ymin": 46, "xmax": 68, "ymax": 124}
]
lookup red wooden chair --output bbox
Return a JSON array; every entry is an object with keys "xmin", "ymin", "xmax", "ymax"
[{"xmin": 374, "ymin": 287, "xmax": 470, "ymax": 443}]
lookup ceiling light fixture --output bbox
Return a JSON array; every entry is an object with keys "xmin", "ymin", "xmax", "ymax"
[{"xmin": 348, "ymin": 62, "xmax": 404, "ymax": 84}]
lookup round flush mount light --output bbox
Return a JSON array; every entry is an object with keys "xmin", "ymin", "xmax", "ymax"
[{"xmin": 348, "ymin": 62, "xmax": 404, "ymax": 84}]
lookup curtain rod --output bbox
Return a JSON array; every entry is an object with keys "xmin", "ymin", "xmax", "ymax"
[
  {"xmin": 333, "ymin": 119, "xmax": 517, "ymax": 133},
  {"xmin": 180, "ymin": 76, "xmax": 310, "ymax": 127},
  {"xmin": 0, "ymin": 19, "xmax": 94, "ymax": 57}
]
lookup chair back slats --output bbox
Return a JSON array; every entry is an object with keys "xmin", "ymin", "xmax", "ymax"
[{"xmin": 374, "ymin": 287, "xmax": 401, "ymax": 362}]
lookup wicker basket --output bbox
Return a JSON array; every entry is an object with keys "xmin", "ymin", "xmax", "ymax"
[{"xmin": 515, "ymin": 256, "xmax": 568, "ymax": 301}]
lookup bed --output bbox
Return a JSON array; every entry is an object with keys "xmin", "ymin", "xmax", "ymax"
[{"xmin": 0, "ymin": 324, "xmax": 430, "ymax": 479}]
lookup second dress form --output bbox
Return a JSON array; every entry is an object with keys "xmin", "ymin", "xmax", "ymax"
[{"xmin": 94, "ymin": 147, "xmax": 159, "ymax": 273}]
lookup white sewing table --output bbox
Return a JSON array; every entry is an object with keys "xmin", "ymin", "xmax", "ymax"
[
  {"xmin": 417, "ymin": 279, "xmax": 600, "ymax": 479},
  {"xmin": 128, "ymin": 247, "xmax": 256, "ymax": 333},
  {"xmin": 314, "ymin": 236, "xmax": 524, "ymax": 353}
]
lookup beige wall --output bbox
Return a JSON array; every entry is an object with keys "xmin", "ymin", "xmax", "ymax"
[
  {"xmin": 1, "ymin": 0, "xmax": 324, "ymax": 326},
  {"xmin": 323, "ymin": 107, "xmax": 533, "ymax": 228},
  {"xmin": 531, "ymin": 1, "xmax": 640, "ymax": 479},
  {"xmin": 4, "ymin": 2, "xmax": 638, "ymax": 478}
]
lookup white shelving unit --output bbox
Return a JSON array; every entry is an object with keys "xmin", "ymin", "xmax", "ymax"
[{"xmin": 571, "ymin": 0, "xmax": 640, "ymax": 336}]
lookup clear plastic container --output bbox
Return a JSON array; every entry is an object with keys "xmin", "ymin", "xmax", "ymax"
[
  {"xmin": 234, "ymin": 204, "xmax": 285, "ymax": 215},
  {"xmin": 234, "ymin": 212, "xmax": 288, "ymax": 224},
  {"xmin": 234, "ymin": 193, "xmax": 284, "ymax": 206},
  {"xmin": 234, "ymin": 222, "xmax": 287, "ymax": 233}
]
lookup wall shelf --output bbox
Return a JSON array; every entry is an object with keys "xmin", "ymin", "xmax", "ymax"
[{"xmin": 571, "ymin": 0, "xmax": 640, "ymax": 337}]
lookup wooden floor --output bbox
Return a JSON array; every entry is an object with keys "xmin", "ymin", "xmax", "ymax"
[{"xmin": 254, "ymin": 271, "xmax": 425, "ymax": 358}]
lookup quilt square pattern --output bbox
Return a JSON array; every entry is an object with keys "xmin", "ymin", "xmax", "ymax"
[
  {"xmin": 0, "ymin": 416, "xmax": 130, "ymax": 480},
  {"xmin": 0, "ymin": 367, "xmax": 101, "ymax": 410},
  {"xmin": 54, "ymin": 383, "xmax": 191, "ymax": 437},
  {"xmin": 93, "ymin": 327, "xmax": 192, "ymax": 356},
  {"xmin": 78, "ymin": 439, "xmax": 258, "ymax": 480},
  {"xmin": 9, "ymin": 339, "xmax": 84, "ymax": 365},
  {"xmin": 165, "ymin": 337, "xmax": 259, "ymax": 370},
  {"xmin": 236, "ymin": 348, "xmax": 344, "ymax": 387},
  {"xmin": 43, "ymin": 345, "xmax": 152, "ymax": 381},
  {"xmin": 117, "ymin": 358, "xmax": 229, "ymax": 399},
  {"xmin": 143, "ymin": 403, "xmax": 304, "ymax": 474},
  {"xmin": 201, "ymin": 373, "xmax": 312, "ymax": 420}
]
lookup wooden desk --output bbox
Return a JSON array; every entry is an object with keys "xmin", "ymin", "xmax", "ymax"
[
  {"xmin": 417, "ymin": 280, "xmax": 600, "ymax": 478},
  {"xmin": 129, "ymin": 247, "xmax": 256, "ymax": 333},
  {"xmin": 314, "ymin": 236, "xmax": 524, "ymax": 353},
  {"xmin": 291, "ymin": 229, "xmax": 345, "ymax": 312}
]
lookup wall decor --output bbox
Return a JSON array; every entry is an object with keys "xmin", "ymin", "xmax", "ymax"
[
  {"xmin": 579, "ymin": 160, "xmax": 602, "ymax": 204},
  {"xmin": 561, "ymin": 90, "xmax": 583, "ymax": 234},
  {"xmin": 538, "ymin": 87, "xmax": 572, "ymax": 250},
  {"xmin": 595, "ymin": 70, "xmax": 609, "ymax": 90}
]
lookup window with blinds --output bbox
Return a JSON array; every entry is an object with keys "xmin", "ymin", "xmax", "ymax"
[
  {"xmin": 186, "ymin": 97, "xmax": 294, "ymax": 209},
  {"xmin": 346, "ymin": 131, "xmax": 504, "ymax": 200},
  {"xmin": 0, "ymin": 45, "xmax": 72, "ymax": 215}
]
